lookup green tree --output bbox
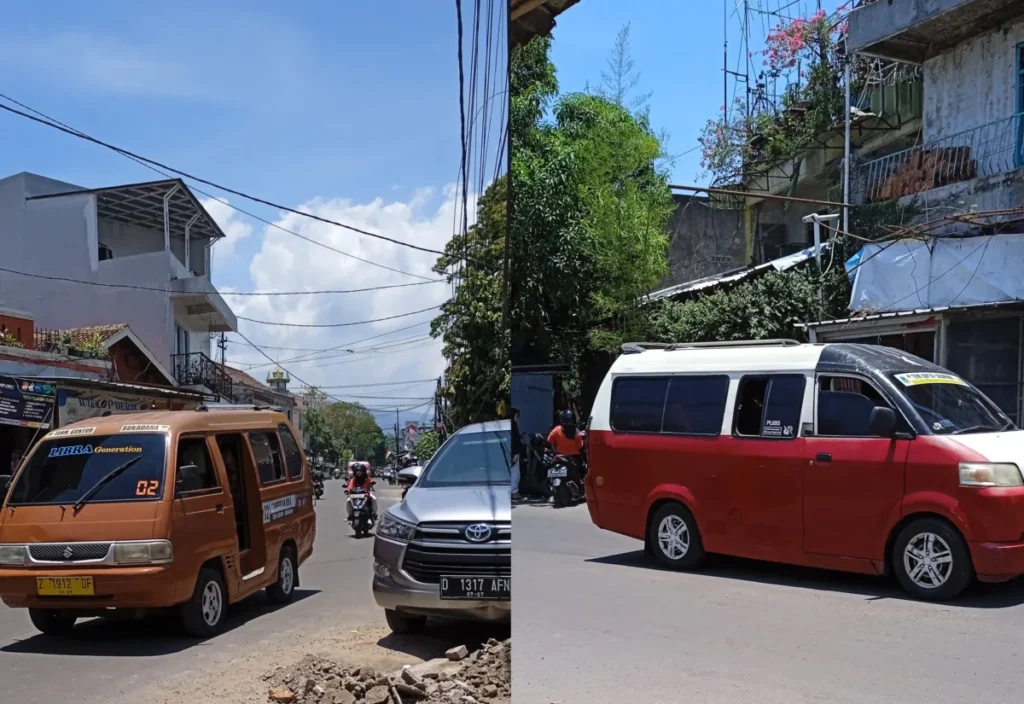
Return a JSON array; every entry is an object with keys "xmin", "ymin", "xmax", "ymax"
[
  {"xmin": 510, "ymin": 35, "xmax": 673, "ymax": 391},
  {"xmin": 413, "ymin": 429, "xmax": 441, "ymax": 463},
  {"xmin": 323, "ymin": 402, "xmax": 385, "ymax": 462},
  {"xmin": 430, "ymin": 177, "xmax": 510, "ymax": 427}
]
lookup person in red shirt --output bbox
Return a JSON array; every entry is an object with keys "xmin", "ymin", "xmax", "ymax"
[
  {"xmin": 547, "ymin": 410, "xmax": 584, "ymax": 457},
  {"xmin": 346, "ymin": 463, "xmax": 376, "ymax": 519}
]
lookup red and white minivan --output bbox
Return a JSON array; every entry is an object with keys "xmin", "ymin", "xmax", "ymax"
[{"xmin": 585, "ymin": 339, "xmax": 1024, "ymax": 600}]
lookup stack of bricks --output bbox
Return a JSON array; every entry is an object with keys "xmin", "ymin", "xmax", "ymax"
[{"xmin": 868, "ymin": 147, "xmax": 976, "ymax": 202}]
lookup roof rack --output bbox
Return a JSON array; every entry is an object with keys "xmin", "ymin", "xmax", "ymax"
[
  {"xmin": 620, "ymin": 339, "xmax": 802, "ymax": 354},
  {"xmin": 195, "ymin": 403, "xmax": 284, "ymax": 413}
]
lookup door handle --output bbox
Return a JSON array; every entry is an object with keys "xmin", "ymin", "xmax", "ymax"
[
  {"xmin": 215, "ymin": 503, "xmax": 224, "ymax": 513},
  {"xmin": 815, "ymin": 453, "xmax": 832, "ymax": 464}
]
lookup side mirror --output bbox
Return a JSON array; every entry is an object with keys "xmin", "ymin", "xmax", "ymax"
[
  {"xmin": 0, "ymin": 474, "xmax": 11, "ymax": 493},
  {"xmin": 869, "ymin": 407, "xmax": 897, "ymax": 437},
  {"xmin": 176, "ymin": 464, "xmax": 201, "ymax": 495}
]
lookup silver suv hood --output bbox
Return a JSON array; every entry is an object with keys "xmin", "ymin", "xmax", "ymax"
[{"xmin": 393, "ymin": 484, "xmax": 511, "ymax": 524}]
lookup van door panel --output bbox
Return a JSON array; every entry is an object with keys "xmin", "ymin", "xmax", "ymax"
[{"xmin": 802, "ymin": 437, "xmax": 909, "ymax": 559}]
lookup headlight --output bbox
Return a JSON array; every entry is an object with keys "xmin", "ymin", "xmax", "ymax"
[
  {"xmin": 0, "ymin": 545, "xmax": 27, "ymax": 565},
  {"xmin": 376, "ymin": 512, "xmax": 416, "ymax": 542},
  {"xmin": 113, "ymin": 540, "xmax": 174, "ymax": 565},
  {"xmin": 959, "ymin": 462, "xmax": 1024, "ymax": 487}
]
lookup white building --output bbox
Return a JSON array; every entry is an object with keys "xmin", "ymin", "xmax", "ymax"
[{"xmin": 0, "ymin": 172, "xmax": 237, "ymax": 398}]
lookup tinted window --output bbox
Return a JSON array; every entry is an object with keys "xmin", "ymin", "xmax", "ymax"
[
  {"xmin": 278, "ymin": 424, "xmax": 304, "ymax": 479},
  {"xmin": 419, "ymin": 430, "xmax": 510, "ymax": 487},
  {"xmin": 663, "ymin": 376, "xmax": 729, "ymax": 435},
  {"xmin": 176, "ymin": 437, "xmax": 218, "ymax": 492},
  {"xmin": 249, "ymin": 431, "xmax": 285, "ymax": 484},
  {"xmin": 817, "ymin": 376, "xmax": 894, "ymax": 436},
  {"xmin": 894, "ymin": 373, "xmax": 1013, "ymax": 434},
  {"xmin": 611, "ymin": 378, "xmax": 668, "ymax": 432},
  {"xmin": 9, "ymin": 433, "xmax": 167, "ymax": 506},
  {"xmin": 735, "ymin": 375, "xmax": 805, "ymax": 439}
]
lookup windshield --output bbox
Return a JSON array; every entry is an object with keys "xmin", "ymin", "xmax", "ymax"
[
  {"xmin": 419, "ymin": 430, "xmax": 510, "ymax": 488},
  {"xmin": 893, "ymin": 372, "xmax": 1015, "ymax": 435},
  {"xmin": 8, "ymin": 433, "xmax": 168, "ymax": 506}
]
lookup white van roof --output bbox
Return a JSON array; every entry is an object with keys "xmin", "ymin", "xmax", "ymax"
[{"xmin": 610, "ymin": 340, "xmax": 825, "ymax": 375}]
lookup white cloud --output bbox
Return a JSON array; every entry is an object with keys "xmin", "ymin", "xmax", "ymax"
[
  {"xmin": 201, "ymin": 197, "xmax": 254, "ymax": 260},
  {"xmin": 221, "ymin": 185, "xmax": 477, "ymax": 425}
]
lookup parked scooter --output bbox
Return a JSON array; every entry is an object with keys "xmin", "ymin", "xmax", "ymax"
[{"xmin": 346, "ymin": 484, "xmax": 376, "ymax": 538}]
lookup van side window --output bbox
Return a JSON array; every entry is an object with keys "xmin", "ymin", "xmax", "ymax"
[
  {"xmin": 817, "ymin": 375, "xmax": 893, "ymax": 436},
  {"xmin": 278, "ymin": 424, "xmax": 304, "ymax": 480},
  {"xmin": 663, "ymin": 376, "xmax": 729, "ymax": 435},
  {"xmin": 249, "ymin": 432, "xmax": 285, "ymax": 484},
  {"xmin": 176, "ymin": 437, "xmax": 218, "ymax": 492},
  {"xmin": 734, "ymin": 375, "xmax": 805, "ymax": 439},
  {"xmin": 611, "ymin": 377, "xmax": 669, "ymax": 432}
]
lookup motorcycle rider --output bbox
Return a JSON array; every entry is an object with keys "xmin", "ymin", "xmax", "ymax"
[
  {"xmin": 547, "ymin": 410, "xmax": 584, "ymax": 477},
  {"xmin": 345, "ymin": 463, "xmax": 377, "ymax": 521}
]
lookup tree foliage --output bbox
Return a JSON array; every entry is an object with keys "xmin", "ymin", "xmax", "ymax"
[
  {"xmin": 413, "ymin": 429, "xmax": 441, "ymax": 463},
  {"xmin": 430, "ymin": 177, "xmax": 509, "ymax": 428},
  {"xmin": 510, "ymin": 35, "xmax": 673, "ymax": 389},
  {"xmin": 301, "ymin": 387, "xmax": 383, "ymax": 463}
]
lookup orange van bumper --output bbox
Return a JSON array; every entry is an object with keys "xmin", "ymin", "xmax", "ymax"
[
  {"xmin": 0, "ymin": 565, "xmax": 186, "ymax": 610},
  {"xmin": 971, "ymin": 540, "xmax": 1024, "ymax": 580}
]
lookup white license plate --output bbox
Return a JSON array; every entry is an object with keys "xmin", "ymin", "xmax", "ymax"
[{"xmin": 547, "ymin": 467, "xmax": 568, "ymax": 478}]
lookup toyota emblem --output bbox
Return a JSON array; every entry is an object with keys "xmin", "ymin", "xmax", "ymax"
[
  {"xmin": 464, "ymin": 523, "xmax": 492, "ymax": 543},
  {"xmin": 62, "ymin": 546, "xmax": 73, "ymax": 560}
]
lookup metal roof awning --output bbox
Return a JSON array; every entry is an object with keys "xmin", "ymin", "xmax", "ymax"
[
  {"xmin": 798, "ymin": 300, "xmax": 1024, "ymax": 332},
  {"xmin": 28, "ymin": 376, "xmax": 207, "ymax": 401},
  {"xmin": 27, "ymin": 178, "xmax": 225, "ymax": 241},
  {"xmin": 511, "ymin": 0, "xmax": 582, "ymax": 47}
]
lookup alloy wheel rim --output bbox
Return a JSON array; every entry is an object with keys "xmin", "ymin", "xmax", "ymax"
[
  {"xmin": 903, "ymin": 532, "xmax": 954, "ymax": 589},
  {"xmin": 201, "ymin": 581, "xmax": 223, "ymax": 626},
  {"xmin": 657, "ymin": 515, "xmax": 690, "ymax": 560},
  {"xmin": 280, "ymin": 557, "xmax": 294, "ymax": 594}
]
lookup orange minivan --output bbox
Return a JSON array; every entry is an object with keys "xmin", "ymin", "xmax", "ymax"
[{"xmin": 0, "ymin": 407, "xmax": 316, "ymax": 637}]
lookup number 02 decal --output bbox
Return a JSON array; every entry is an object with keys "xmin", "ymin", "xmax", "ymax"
[{"xmin": 135, "ymin": 480, "xmax": 159, "ymax": 496}]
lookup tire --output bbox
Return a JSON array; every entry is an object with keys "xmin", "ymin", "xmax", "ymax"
[
  {"xmin": 180, "ymin": 567, "xmax": 228, "ymax": 638},
  {"xmin": 266, "ymin": 546, "xmax": 297, "ymax": 605},
  {"xmin": 649, "ymin": 502, "xmax": 706, "ymax": 570},
  {"xmin": 553, "ymin": 484, "xmax": 569, "ymax": 508},
  {"xmin": 29, "ymin": 608, "xmax": 76, "ymax": 636},
  {"xmin": 385, "ymin": 609, "xmax": 427, "ymax": 635},
  {"xmin": 892, "ymin": 517, "xmax": 974, "ymax": 601}
]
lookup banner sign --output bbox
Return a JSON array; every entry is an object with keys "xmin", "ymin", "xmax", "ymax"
[
  {"xmin": 58, "ymin": 389, "xmax": 147, "ymax": 427},
  {"xmin": 0, "ymin": 376, "xmax": 55, "ymax": 429},
  {"xmin": 404, "ymin": 422, "xmax": 418, "ymax": 451}
]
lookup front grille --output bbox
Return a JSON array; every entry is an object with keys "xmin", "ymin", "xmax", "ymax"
[
  {"xmin": 402, "ymin": 521, "xmax": 510, "ymax": 584},
  {"xmin": 29, "ymin": 543, "xmax": 111, "ymax": 562}
]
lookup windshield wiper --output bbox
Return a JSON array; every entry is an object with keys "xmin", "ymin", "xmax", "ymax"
[
  {"xmin": 951, "ymin": 425, "xmax": 995, "ymax": 435},
  {"xmin": 73, "ymin": 455, "xmax": 143, "ymax": 513}
]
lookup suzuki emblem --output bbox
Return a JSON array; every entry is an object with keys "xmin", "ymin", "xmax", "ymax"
[
  {"xmin": 464, "ymin": 523, "xmax": 492, "ymax": 543},
  {"xmin": 62, "ymin": 546, "xmax": 73, "ymax": 560}
]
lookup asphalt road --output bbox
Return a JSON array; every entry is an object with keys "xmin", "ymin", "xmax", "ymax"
[
  {"xmin": 0, "ymin": 481, "xmax": 405, "ymax": 704},
  {"xmin": 512, "ymin": 500, "xmax": 1024, "ymax": 704}
]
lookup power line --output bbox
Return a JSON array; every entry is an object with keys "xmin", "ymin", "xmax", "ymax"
[
  {"xmin": 236, "ymin": 305, "xmax": 439, "ymax": 328},
  {"xmin": 310, "ymin": 378, "xmax": 438, "ymax": 389},
  {"xmin": 0, "ymin": 92, "xmax": 444, "ymax": 282},
  {"xmin": 0, "ymin": 97, "xmax": 469, "ymax": 263},
  {"xmin": 0, "ymin": 265, "xmax": 442, "ymax": 296}
]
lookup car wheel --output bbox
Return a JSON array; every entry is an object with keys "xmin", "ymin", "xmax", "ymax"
[
  {"xmin": 892, "ymin": 518, "xmax": 973, "ymax": 601},
  {"xmin": 29, "ymin": 608, "xmax": 76, "ymax": 636},
  {"xmin": 180, "ymin": 567, "xmax": 228, "ymax": 637},
  {"xmin": 267, "ymin": 546, "xmax": 297, "ymax": 605},
  {"xmin": 385, "ymin": 609, "xmax": 427, "ymax": 635},
  {"xmin": 649, "ymin": 502, "xmax": 706, "ymax": 570}
]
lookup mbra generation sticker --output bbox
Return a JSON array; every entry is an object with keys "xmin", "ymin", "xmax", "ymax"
[{"xmin": 894, "ymin": 372, "xmax": 965, "ymax": 387}]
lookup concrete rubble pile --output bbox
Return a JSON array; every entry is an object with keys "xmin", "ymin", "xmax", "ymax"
[{"xmin": 265, "ymin": 638, "xmax": 511, "ymax": 704}]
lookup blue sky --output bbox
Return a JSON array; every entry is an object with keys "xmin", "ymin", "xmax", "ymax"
[
  {"xmin": 548, "ymin": 0, "xmax": 844, "ymax": 185},
  {"xmin": 0, "ymin": 0, "xmax": 503, "ymax": 430}
]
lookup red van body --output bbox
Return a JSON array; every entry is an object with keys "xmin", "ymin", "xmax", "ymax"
[{"xmin": 585, "ymin": 341, "xmax": 1024, "ymax": 600}]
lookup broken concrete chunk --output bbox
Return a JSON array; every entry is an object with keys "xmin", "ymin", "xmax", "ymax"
[
  {"xmin": 446, "ymin": 645, "xmax": 470, "ymax": 661},
  {"xmin": 268, "ymin": 687, "xmax": 297, "ymax": 703}
]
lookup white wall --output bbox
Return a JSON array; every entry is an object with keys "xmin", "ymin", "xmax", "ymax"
[{"xmin": 924, "ymin": 18, "xmax": 1024, "ymax": 140}]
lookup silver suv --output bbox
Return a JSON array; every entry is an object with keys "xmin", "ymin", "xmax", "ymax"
[{"xmin": 372, "ymin": 420, "xmax": 511, "ymax": 634}]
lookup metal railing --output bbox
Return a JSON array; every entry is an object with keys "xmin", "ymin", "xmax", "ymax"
[
  {"xmin": 171, "ymin": 351, "xmax": 233, "ymax": 400},
  {"xmin": 854, "ymin": 112, "xmax": 1024, "ymax": 203}
]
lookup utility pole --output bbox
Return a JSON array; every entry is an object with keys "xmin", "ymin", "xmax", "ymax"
[
  {"xmin": 395, "ymin": 408, "xmax": 401, "ymax": 461},
  {"xmin": 217, "ymin": 332, "xmax": 227, "ymax": 365}
]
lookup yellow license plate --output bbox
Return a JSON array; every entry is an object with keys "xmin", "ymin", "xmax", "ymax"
[{"xmin": 36, "ymin": 576, "xmax": 95, "ymax": 596}]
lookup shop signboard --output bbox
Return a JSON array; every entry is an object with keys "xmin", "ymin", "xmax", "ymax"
[
  {"xmin": 57, "ymin": 388, "xmax": 148, "ymax": 427},
  {"xmin": 0, "ymin": 376, "xmax": 56, "ymax": 429}
]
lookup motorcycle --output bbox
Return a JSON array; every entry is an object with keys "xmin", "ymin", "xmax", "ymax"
[
  {"xmin": 312, "ymin": 471, "xmax": 325, "ymax": 500},
  {"xmin": 546, "ymin": 451, "xmax": 585, "ymax": 508},
  {"xmin": 346, "ymin": 485, "xmax": 376, "ymax": 538}
]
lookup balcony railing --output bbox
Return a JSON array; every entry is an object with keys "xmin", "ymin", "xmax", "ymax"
[
  {"xmin": 172, "ymin": 351, "xmax": 233, "ymax": 400},
  {"xmin": 855, "ymin": 113, "xmax": 1024, "ymax": 204}
]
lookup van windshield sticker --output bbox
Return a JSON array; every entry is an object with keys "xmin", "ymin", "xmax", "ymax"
[
  {"xmin": 894, "ymin": 373, "xmax": 965, "ymax": 387},
  {"xmin": 48, "ymin": 427, "xmax": 96, "ymax": 438},
  {"xmin": 120, "ymin": 424, "xmax": 170, "ymax": 432},
  {"xmin": 263, "ymin": 494, "xmax": 300, "ymax": 524}
]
